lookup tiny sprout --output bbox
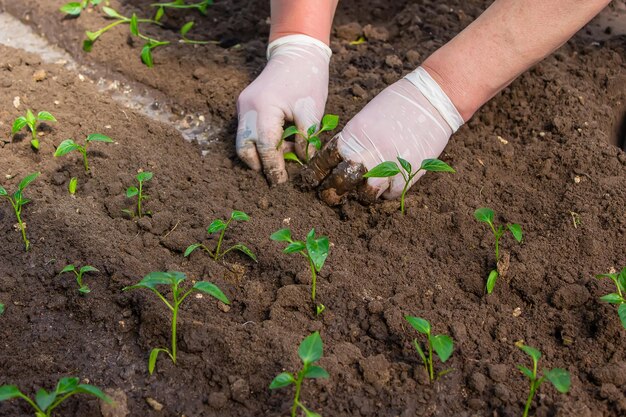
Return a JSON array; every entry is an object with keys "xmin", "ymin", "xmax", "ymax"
[
  {"xmin": 277, "ymin": 114, "xmax": 339, "ymax": 163},
  {"xmin": 185, "ymin": 210, "xmax": 257, "ymax": 262},
  {"xmin": 123, "ymin": 171, "xmax": 152, "ymax": 218},
  {"xmin": 12, "ymin": 109, "xmax": 56, "ymax": 150},
  {"xmin": 54, "ymin": 133, "xmax": 113, "ymax": 172},
  {"xmin": 69, "ymin": 177, "xmax": 78, "ymax": 195},
  {"xmin": 516, "ymin": 344, "xmax": 570, "ymax": 417},
  {"xmin": 123, "ymin": 271, "xmax": 229, "ymax": 374},
  {"xmin": 0, "ymin": 377, "xmax": 111, "ymax": 417},
  {"xmin": 271, "ymin": 228, "xmax": 329, "ymax": 315},
  {"xmin": 59, "ymin": 0, "xmax": 104, "ymax": 16},
  {"xmin": 270, "ymin": 331, "xmax": 328, "ymax": 417},
  {"xmin": 364, "ymin": 158, "xmax": 455, "ymax": 214},
  {"xmin": 60, "ymin": 264, "xmax": 99, "ymax": 294},
  {"xmin": 595, "ymin": 267, "xmax": 626, "ymax": 329},
  {"xmin": 0, "ymin": 172, "xmax": 40, "ymax": 251},
  {"xmin": 405, "ymin": 316, "xmax": 454, "ymax": 382},
  {"xmin": 474, "ymin": 207, "xmax": 523, "ymax": 294}
]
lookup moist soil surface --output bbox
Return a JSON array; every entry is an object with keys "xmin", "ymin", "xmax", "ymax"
[{"xmin": 0, "ymin": 1, "xmax": 625, "ymax": 417}]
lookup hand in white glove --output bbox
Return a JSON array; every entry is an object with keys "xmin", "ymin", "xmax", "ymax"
[
  {"xmin": 236, "ymin": 35, "xmax": 332, "ymax": 184},
  {"xmin": 302, "ymin": 67, "xmax": 465, "ymax": 205}
]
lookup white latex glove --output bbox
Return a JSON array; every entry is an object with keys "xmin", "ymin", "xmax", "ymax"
[
  {"xmin": 303, "ymin": 67, "xmax": 465, "ymax": 205},
  {"xmin": 236, "ymin": 34, "xmax": 332, "ymax": 184}
]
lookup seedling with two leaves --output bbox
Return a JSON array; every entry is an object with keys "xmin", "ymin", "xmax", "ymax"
[
  {"xmin": 12, "ymin": 110, "xmax": 56, "ymax": 150},
  {"xmin": 271, "ymin": 228, "xmax": 329, "ymax": 315},
  {"xmin": 405, "ymin": 316, "xmax": 454, "ymax": 382},
  {"xmin": 123, "ymin": 171, "xmax": 153, "ymax": 218},
  {"xmin": 516, "ymin": 344, "xmax": 570, "ymax": 417},
  {"xmin": 0, "ymin": 172, "xmax": 39, "ymax": 251},
  {"xmin": 59, "ymin": 0, "xmax": 106, "ymax": 16},
  {"xmin": 595, "ymin": 267, "xmax": 626, "ymax": 329},
  {"xmin": 123, "ymin": 271, "xmax": 229, "ymax": 374},
  {"xmin": 270, "ymin": 331, "xmax": 328, "ymax": 417},
  {"xmin": 0, "ymin": 377, "xmax": 111, "ymax": 417},
  {"xmin": 59, "ymin": 264, "xmax": 99, "ymax": 294},
  {"xmin": 364, "ymin": 158, "xmax": 455, "ymax": 214},
  {"xmin": 278, "ymin": 114, "xmax": 339, "ymax": 164},
  {"xmin": 185, "ymin": 210, "xmax": 257, "ymax": 262},
  {"xmin": 474, "ymin": 207, "xmax": 523, "ymax": 294},
  {"xmin": 54, "ymin": 133, "xmax": 113, "ymax": 173}
]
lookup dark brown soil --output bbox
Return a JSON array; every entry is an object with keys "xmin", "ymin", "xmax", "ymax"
[{"xmin": 0, "ymin": 1, "xmax": 625, "ymax": 417}]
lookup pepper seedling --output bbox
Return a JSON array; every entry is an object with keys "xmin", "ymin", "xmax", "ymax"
[
  {"xmin": 270, "ymin": 331, "xmax": 328, "ymax": 417},
  {"xmin": 277, "ymin": 114, "xmax": 339, "ymax": 163},
  {"xmin": 178, "ymin": 21, "xmax": 217, "ymax": 45},
  {"xmin": 0, "ymin": 172, "xmax": 40, "ymax": 251},
  {"xmin": 59, "ymin": 264, "xmax": 99, "ymax": 294},
  {"xmin": 123, "ymin": 271, "xmax": 230, "ymax": 374},
  {"xmin": 271, "ymin": 228, "xmax": 329, "ymax": 315},
  {"xmin": 364, "ymin": 158, "xmax": 455, "ymax": 214},
  {"xmin": 123, "ymin": 171, "xmax": 152, "ymax": 218},
  {"xmin": 595, "ymin": 267, "xmax": 626, "ymax": 329},
  {"xmin": 474, "ymin": 207, "xmax": 523, "ymax": 294},
  {"xmin": 185, "ymin": 210, "xmax": 257, "ymax": 262},
  {"xmin": 405, "ymin": 316, "xmax": 454, "ymax": 382},
  {"xmin": 54, "ymin": 133, "xmax": 113, "ymax": 173},
  {"xmin": 0, "ymin": 377, "xmax": 111, "ymax": 417},
  {"xmin": 59, "ymin": 0, "xmax": 104, "ymax": 16},
  {"xmin": 516, "ymin": 344, "xmax": 571, "ymax": 417},
  {"xmin": 152, "ymin": 0, "xmax": 213, "ymax": 17},
  {"xmin": 12, "ymin": 110, "xmax": 56, "ymax": 150}
]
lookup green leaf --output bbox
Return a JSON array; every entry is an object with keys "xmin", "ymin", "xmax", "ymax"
[
  {"xmin": 270, "ymin": 228, "xmax": 292, "ymax": 242},
  {"xmin": 124, "ymin": 271, "xmax": 176, "ymax": 291},
  {"xmin": 232, "ymin": 244, "xmax": 257, "ymax": 262},
  {"xmin": 517, "ymin": 365, "xmax": 534, "ymax": 379},
  {"xmin": 193, "ymin": 281, "xmax": 230, "ymax": 305},
  {"xmin": 102, "ymin": 6, "xmax": 123, "ymax": 19},
  {"xmin": 308, "ymin": 136, "xmax": 322, "ymax": 150},
  {"xmin": 269, "ymin": 372, "xmax": 294, "ymax": 389},
  {"xmin": 60, "ymin": 2, "xmax": 83, "ymax": 15},
  {"xmin": 397, "ymin": 157, "xmax": 412, "ymax": 174},
  {"xmin": 18, "ymin": 172, "xmax": 40, "ymax": 191},
  {"xmin": 0, "ymin": 187, "xmax": 6, "ymax": 197},
  {"xmin": 519, "ymin": 345, "xmax": 541, "ymax": 363},
  {"xmin": 363, "ymin": 161, "xmax": 401, "ymax": 178},
  {"xmin": 86, "ymin": 133, "xmax": 113, "ymax": 143},
  {"xmin": 37, "ymin": 112, "xmax": 56, "ymax": 122},
  {"xmin": 413, "ymin": 340, "xmax": 427, "ymax": 364},
  {"xmin": 11, "ymin": 117, "xmax": 27, "ymax": 134},
  {"xmin": 141, "ymin": 44, "xmax": 154, "ymax": 68},
  {"xmin": 298, "ymin": 331, "xmax": 323, "ymax": 364},
  {"xmin": 281, "ymin": 125, "xmax": 300, "ymax": 140},
  {"xmin": 306, "ymin": 229, "xmax": 329, "ymax": 272},
  {"xmin": 60, "ymin": 265, "xmax": 76, "ymax": 273},
  {"xmin": 430, "ymin": 334, "xmax": 454, "ymax": 363},
  {"xmin": 420, "ymin": 158, "xmax": 455, "ymax": 173},
  {"xmin": 76, "ymin": 384, "xmax": 112, "ymax": 403},
  {"xmin": 320, "ymin": 114, "xmax": 339, "ymax": 132},
  {"xmin": 55, "ymin": 377, "xmax": 79, "ymax": 395},
  {"xmin": 79, "ymin": 266, "xmax": 99, "ymax": 274},
  {"xmin": 284, "ymin": 241, "xmax": 306, "ymax": 254},
  {"xmin": 126, "ymin": 187, "xmax": 139, "ymax": 198},
  {"xmin": 207, "ymin": 219, "xmax": 227, "ymax": 234},
  {"xmin": 184, "ymin": 243, "xmax": 203, "ymax": 257},
  {"xmin": 180, "ymin": 21, "xmax": 194, "ymax": 37},
  {"xmin": 307, "ymin": 124, "xmax": 317, "ymax": 137},
  {"xmin": 600, "ymin": 293, "xmax": 624, "ymax": 304},
  {"xmin": 544, "ymin": 368, "xmax": 571, "ymax": 393},
  {"xmin": 54, "ymin": 139, "xmax": 81, "ymax": 157},
  {"xmin": 304, "ymin": 365, "xmax": 329, "ymax": 379},
  {"xmin": 79, "ymin": 286, "xmax": 91, "ymax": 294},
  {"xmin": 0, "ymin": 304, "xmax": 4, "ymax": 315},
  {"xmin": 25, "ymin": 109, "xmax": 36, "ymax": 126},
  {"xmin": 405, "ymin": 316, "xmax": 431, "ymax": 335},
  {"xmin": 618, "ymin": 304, "xmax": 626, "ymax": 329},
  {"xmin": 0, "ymin": 385, "xmax": 24, "ymax": 401},
  {"xmin": 231, "ymin": 210, "xmax": 249, "ymax": 222},
  {"xmin": 486, "ymin": 269, "xmax": 498, "ymax": 294},
  {"xmin": 154, "ymin": 6, "xmax": 164, "ymax": 22},
  {"xmin": 474, "ymin": 207, "xmax": 494, "ymax": 224},
  {"xmin": 69, "ymin": 177, "xmax": 78, "ymax": 195},
  {"xmin": 129, "ymin": 14, "xmax": 139, "ymax": 36},
  {"xmin": 618, "ymin": 267, "xmax": 626, "ymax": 292},
  {"xmin": 136, "ymin": 171, "xmax": 153, "ymax": 182},
  {"xmin": 302, "ymin": 408, "xmax": 322, "ymax": 417},
  {"xmin": 35, "ymin": 389, "xmax": 56, "ymax": 411},
  {"xmin": 284, "ymin": 152, "xmax": 303, "ymax": 165},
  {"xmin": 83, "ymin": 39, "xmax": 95, "ymax": 52},
  {"xmin": 507, "ymin": 224, "xmax": 523, "ymax": 243},
  {"xmin": 148, "ymin": 348, "xmax": 164, "ymax": 375}
]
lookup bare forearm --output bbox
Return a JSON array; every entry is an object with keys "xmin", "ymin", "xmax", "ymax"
[
  {"xmin": 422, "ymin": 0, "xmax": 611, "ymax": 121},
  {"xmin": 269, "ymin": 0, "xmax": 339, "ymax": 44}
]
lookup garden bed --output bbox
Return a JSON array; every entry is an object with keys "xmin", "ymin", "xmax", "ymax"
[{"xmin": 0, "ymin": 1, "xmax": 625, "ymax": 416}]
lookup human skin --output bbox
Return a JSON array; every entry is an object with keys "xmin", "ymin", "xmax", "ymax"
[{"xmin": 269, "ymin": 0, "xmax": 339, "ymax": 45}]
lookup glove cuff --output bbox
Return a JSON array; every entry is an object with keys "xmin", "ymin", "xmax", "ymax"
[
  {"xmin": 267, "ymin": 34, "xmax": 333, "ymax": 61},
  {"xmin": 404, "ymin": 67, "xmax": 464, "ymax": 133}
]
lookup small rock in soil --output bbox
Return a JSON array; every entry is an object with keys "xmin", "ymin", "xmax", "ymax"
[
  {"xmin": 359, "ymin": 354, "xmax": 391, "ymax": 388},
  {"xmin": 217, "ymin": 301, "xmax": 230, "ymax": 312},
  {"xmin": 488, "ymin": 363, "xmax": 508, "ymax": 382},
  {"xmin": 551, "ymin": 284, "xmax": 590, "ymax": 309},
  {"xmin": 367, "ymin": 299, "xmax": 383, "ymax": 314},
  {"xmin": 32, "ymin": 69, "xmax": 47, "ymax": 82},
  {"xmin": 145, "ymin": 397, "xmax": 163, "ymax": 411},
  {"xmin": 385, "ymin": 55, "xmax": 403, "ymax": 68},
  {"xmin": 100, "ymin": 389, "xmax": 129, "ymax": 417},
  {"xmin": 335, "ymin": 22, "xmax": 362, "ymax": 41},
  {"xmin": 497, "ymin": 251, "xmax": 510, "ymax": 277},
  {"xmin": 406, "ymin": 50, "xmax": 422, "ymax": 66},
  {"xmin": 208, "ymin": 392, "xmax": 228, "ymax": 409},
  {"xmin": 351, "ymin": 84, "xmax": 367, "ymax": 98},
  {"xmin": 363, "ymin": 24, "xmax": 389, "ymax": 41},
  {"xmin": 230, "ymin": 378, "xmax": 249, "ymax": 403},
  {"xmin": 468, "ymin": 372, "xmax": 487, "ymax": 393},
  {"xmin": 256, "ymin": 196, "xmax": 270, "ymax": 210},
  {"xmin": 192, "ymin": 67, "xmax": 211, "ymax": 83}
]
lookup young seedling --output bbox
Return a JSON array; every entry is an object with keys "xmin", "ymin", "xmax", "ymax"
[
  {"xmin": 12, "ymin": 110, "xmax": 56, "ymax": 150},
  {"xmin": 595, "ymin": 267, "xmax": 626, "ymax": 329},
  {"xmin": 277, "ymin": 114, "xmax": 339, "ymax": 163},
  {"xmin": 516, "ymin": 344, "xmax": 571, "ymax": 417},
  {"xmin": 0, "ymin": 172, "xmax": 40, "ymax": 251},
  {"xmin": 54, "ymin": 133, "xmax": 113, "ymax": 173},
  {"xmin": 0, "ymin": 377, "xmax": 111, "ymax": 417},
  {"xmin": 178, "ymin": 21, "xmax": 216, "ymax": 45},
  {"xmin": 68, "ymin": 177, "xmax": 78, "ymax": 195},
  {"xmin": 405, "ymin": 316, "xmax": 454, "ymax": 382},
  {"xmin": 59, "ymin": 0, "xmax": 105, "ymax": 16},
  {"xmin": 123, "ymin": 271, "xmax": 229, "ymax": 374},
  {"xmin": 270, "ymin": 331, "xmax": 328, "ymax": 417},
  {"xmin": 271, "ymin": 228, "xmax": 329, "ymax": 315},
  {"xmin": 364, "ymin": 158, "xmax": 455, "ymax": 214},
  {"xmin": 152, "ymin": 0, "xmax": 213, "ymax": 16},
  {"xmin": 474, "ymin": 207, "xmax": 523, "ymax": 294},
  {"xmin": 185, "ymin": 210, "xmax": 257, "ymax": 262},
  {"xmin": 123, "ymin": 171, "xmax": 152, "ymax": 218},
  {"xmin": 59, "ymin": 264, "xmax": 99, "ymax": 294}
]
